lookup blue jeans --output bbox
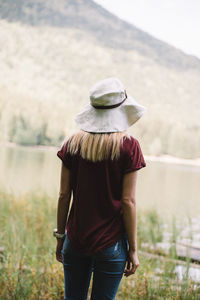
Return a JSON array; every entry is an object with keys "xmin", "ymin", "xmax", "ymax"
[{"xmin": 61, "ymin": 232, "xmax": 129, "ymax": 300}]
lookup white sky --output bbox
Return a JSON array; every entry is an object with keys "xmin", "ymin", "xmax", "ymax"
[{"xmin": 94, "ymin": 0, "xmax": 200, "ymax": 59}]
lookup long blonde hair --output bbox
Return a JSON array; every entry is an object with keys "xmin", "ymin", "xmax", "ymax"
[{"xmin": 63, "ymin": 130, "xmax": 132, "ymax": 162}]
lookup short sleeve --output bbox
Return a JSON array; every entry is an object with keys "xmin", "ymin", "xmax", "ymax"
[
  {"xmin": 123, "ymin": 137, "xmax": 146, "ymax": 174},
  {"xmin": 57, "ymin": 140, "xmax": 72, "ymax": 169}
]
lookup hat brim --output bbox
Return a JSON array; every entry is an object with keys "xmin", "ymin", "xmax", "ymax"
[{"xmin": 74, "ymin": 96, "xmax": 147, "ymax": 133}]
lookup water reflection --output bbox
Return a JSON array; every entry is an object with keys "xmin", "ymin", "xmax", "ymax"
[
  {"xmin": 137, "ymin": 160, "xmax": 200, "ymax": 218},
  {"xmin": 0, "ymin": 144, "xmax": 60, "ymax": 197},
  {"xmin": 0, "ymin": 144, "xmax": 200, "ymax": 219}
]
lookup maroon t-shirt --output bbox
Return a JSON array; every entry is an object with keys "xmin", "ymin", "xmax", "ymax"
[{"xmin": 57, "ymin": 135, "xmax": 146, "ymax": 255}]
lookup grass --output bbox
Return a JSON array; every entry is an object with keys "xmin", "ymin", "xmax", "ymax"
[{"xmin": 0, "ymin": 189, "xmax": 199, "ymax": 299}]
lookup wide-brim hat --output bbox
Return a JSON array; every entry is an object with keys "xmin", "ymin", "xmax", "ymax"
[{"xmin": 75, "ymin": 77, "xmax": 147, "ymax": 133}]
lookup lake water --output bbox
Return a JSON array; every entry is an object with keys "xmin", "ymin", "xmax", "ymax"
[{"xmin": 0, "ymin": 143, "xmax": 200, "ymax": 221}]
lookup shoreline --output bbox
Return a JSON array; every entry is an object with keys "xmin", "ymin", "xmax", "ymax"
[
  {"xmin": 1, "ymin": 141, "xmax": 200, "ymax": 168},
  {"xmin": 144, "ymin": 154, "xmax": 200, "ymax": 168}
]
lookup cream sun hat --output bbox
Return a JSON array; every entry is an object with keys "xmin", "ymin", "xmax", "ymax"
[{"xmin": 74, "ymin": 77, "xmax": 147, "ymax": 133}]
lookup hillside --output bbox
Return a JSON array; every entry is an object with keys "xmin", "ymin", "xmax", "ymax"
[
  {"xmin": 0, "ymin": 0, "xmax": 200, "ymax": 159},
  {"xmin": 0, "ymin": 0, "xmax": 199, "ymax": 71}
]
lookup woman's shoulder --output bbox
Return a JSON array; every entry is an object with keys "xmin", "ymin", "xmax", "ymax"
[{"xmin": 121, "ymin": 134, "xmax": 139, "ymax": 150}]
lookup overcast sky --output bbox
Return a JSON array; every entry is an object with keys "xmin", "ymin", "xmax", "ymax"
[{"xmin": 94, "ymin": 0, "xmax": 200, "ymax": 59}]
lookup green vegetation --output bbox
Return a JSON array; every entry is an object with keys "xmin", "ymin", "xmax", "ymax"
[
  {"xmin": 0, "ymin": 189, "xmax": 199, "ymax": 299},
  {"xmin": 0, "ymin": 16, "xmax": 200, "ymax": 158}
]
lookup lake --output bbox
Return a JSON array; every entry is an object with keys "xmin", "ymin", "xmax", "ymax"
[{"xmin": 0, "ymin": 143, "xmax": 200, "ymax": 221}]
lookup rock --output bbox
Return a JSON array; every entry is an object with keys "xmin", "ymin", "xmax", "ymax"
[{"xmin": 176, "ymin": 243, "xmax": 200, "ymax": 262}]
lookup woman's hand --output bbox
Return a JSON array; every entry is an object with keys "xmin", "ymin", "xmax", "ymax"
[
  {"xmin": 56, "ymin": 238, "xmax": 64, "ymax": 263},
  {"xmin": 124, "ymin": 249, "xmax": 140, "ymax": 277}
]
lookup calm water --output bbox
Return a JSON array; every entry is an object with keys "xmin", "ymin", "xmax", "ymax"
[{"xmin": 0, "ymin": 144, "xmax": 200, "ymax": 220}]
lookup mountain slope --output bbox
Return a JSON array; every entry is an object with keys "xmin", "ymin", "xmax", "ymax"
[
  {"xmin": 0, "ymin": 0, "xmax": 200, "ymax": 71},
  {"xmin": 0, "ymin": 1, "xmax": 200, "ymax": 158}
]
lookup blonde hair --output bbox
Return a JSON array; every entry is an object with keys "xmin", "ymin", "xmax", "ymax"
[{"xmin": 63, "ymin": 130, "xmax": 132, "ymax": 162}]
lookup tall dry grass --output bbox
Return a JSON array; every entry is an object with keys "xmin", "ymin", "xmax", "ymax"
[{"xmin": 0, "ymin": 189, "xmax": 199, "ymax": 299}]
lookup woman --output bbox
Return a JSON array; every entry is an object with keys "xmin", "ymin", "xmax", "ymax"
[{"xmin": 54, "ymin": 77, "xmax": 147, "ymax": 300}]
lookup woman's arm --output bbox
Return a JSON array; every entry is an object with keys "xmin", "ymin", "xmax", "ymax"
[
  {"xmin": 56, "ymin": 162, "xmax": 72, "ymax": 262},
  {"xmin": 121, "ymin": 170, "xmax": 140, "ymax": 276},
  {"xmin": 57, "ymin": 162, "xmax": 72, "ymax": 233}
]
